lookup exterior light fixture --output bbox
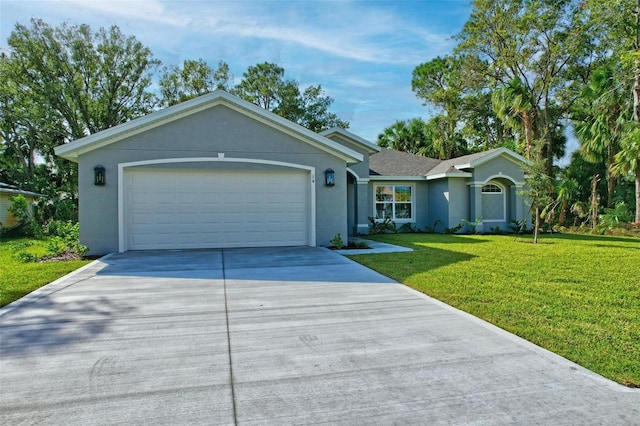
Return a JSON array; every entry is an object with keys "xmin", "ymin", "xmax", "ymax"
[
  {"xmin": 325, "ymin": 168, "xmax": 335, "ymax": 187},
  {"xmin": 94, "ymin": 165, "xmax": 106, "ymax": 186}
]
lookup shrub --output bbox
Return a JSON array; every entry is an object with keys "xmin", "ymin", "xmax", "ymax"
[
  {"xmin": 329, "ymin": 234, "xmax": 345, "ymax": 249},
  {"xmin": 598, "ymin": 202, "xmax": 633, "ymax": 233},
  {"xmin": 461, "ymin": 218, "xmax": 482, "ymax": 234},
  {"xmin": 368, "ymin": 216, "xmax": 397, "ymax": 234}
]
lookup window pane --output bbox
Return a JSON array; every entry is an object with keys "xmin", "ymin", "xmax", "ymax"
[
  {"xmin": 375, "ymin": 186, "xmax": 393, "ymax": 202},
  {"xmin": 395, "ymin": 203, "xmax": 412, "ymax": 219},
  {"xmin": 376, "ymin": 203, "xmax": 393, "ymax": 219},
  {"xmin": 395, "ymin": 186, "xmax": 412, "ymax": 202},
  {"xmin": 482, "ymin": 193, "xmax": 504, "ymax": 220},
  {"xmin": 482, "ymin": 184, "xmax": 502, "ymax": 193}
]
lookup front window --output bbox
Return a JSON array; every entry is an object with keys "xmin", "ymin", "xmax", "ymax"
[
  {"xmin": 375, "ymin": 185, "xmax": 413, "ymax": 221},
  {"xmin": 481, "ymin": 183, "xmax": 505, "ymax": 221}
]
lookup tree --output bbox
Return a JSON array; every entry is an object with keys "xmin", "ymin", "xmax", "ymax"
[
  {"xmin": 411, "ymin": 55, "xmax": 511, "ymax": 153},
  {"xmin": 1, "ymin": 19, "xmax": 159, "ymax": 219},
  {"xmin": 455, "ymin": 0, "xmax": 592, "ymax": 173},
  {"xmin": 377, "ymin": 118, "xmax": 432, "ymax": 155},
  {"xmin": 491, "ymin": 76, "xmax": 536, "ymax": 159},
  {"xmin": 521, "ymin": 157, "xmax": 555, "ymax": 243},
  {"xmin": 574, "ymin": 66, "xmax": 628, "ymax": 208},
  {"xmin": 555, "ymin": 176, "xmax": 578, "ymax": 226},
  {"xmin": 159, "ymin": 59, "xmax": 231, "ymax": 106},
  {"xmin": 614, "ymin": 126, "xmax": 640, "ymax": 222},
  {"xmin": 233, "ymin": 62, "xmax": 292, "ymax": 110},
  {"xmin": 583, "ymin": 0, "xmax": 640, "ymax": 222},
  {"xmin": 233, "ymin": 62, "xmax": 348, "ymax": 132}
]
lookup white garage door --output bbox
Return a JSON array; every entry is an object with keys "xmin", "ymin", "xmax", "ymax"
[{"xmin": 124, "ymin": 168, "xmax": 309, "ymax": 250}]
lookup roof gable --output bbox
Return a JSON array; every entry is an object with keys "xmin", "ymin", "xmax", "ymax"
[
  {"xmin": 320, "ymin": 128, "xmax": 380, "ymax": 154},
  {"xmin": 54, "ymin": 90, "xmax": 363, "ymax": 164}
]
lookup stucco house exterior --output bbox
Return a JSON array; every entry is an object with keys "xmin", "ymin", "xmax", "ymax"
[
  {"xmin": 0, "ymin": 182, "xmax": 45, "ymax": 229},
  {"xmin": 55, "ymin": 90, "xmax": 529, "ymax": 255}
]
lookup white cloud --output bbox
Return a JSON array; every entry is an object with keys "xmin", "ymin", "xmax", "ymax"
[{"xmin": 1, "ymin": 0, "xmax": 469, "ymax": 142}]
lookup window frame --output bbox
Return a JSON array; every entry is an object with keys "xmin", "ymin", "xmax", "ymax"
[
  {"xmin": 373, "ymin": 183, "xmax": 415, "ymax": 223},
  {"xmin": 481, "ymin": 182, "xmax": 506, "ymax": 222}
]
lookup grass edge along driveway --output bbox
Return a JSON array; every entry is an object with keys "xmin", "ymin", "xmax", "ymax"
[
  {"xmin": 0, "ymin": 237, "xmax": 91, "ymax": 307},
  {"xmin": 349, "ymin": 233, "xmax": 640, "ymax": 388}
]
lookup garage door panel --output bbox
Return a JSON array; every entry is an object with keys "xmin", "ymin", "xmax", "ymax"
[{"xmin": 125, "ymin": 168, "xmax": 309, "ymax": 250}]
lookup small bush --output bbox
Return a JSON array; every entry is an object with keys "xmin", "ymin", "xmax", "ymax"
[
  {"xmin": 368, "ymin": 216, "xmax": 397, "ymax": 234},
  {"xmin": 445, "ymin": 223, "xmax": 463, "ymax": 234},
  {"xmin": 347, "ymin": 241, "xmax": 371, "ymax": 249},
  {"xmin": 329, "ymin": 234, "xmax": 345, "ymax": 249},
  {"xmin": 461, "ymin": 218, "xmax": 482, "ymax": 234},
  {"xmin": 15, "ymin": 252, "xmax": 38, "ymax": 263},
  {"xmin": 398, "ymin": 223, "xmax": 417, "ymax": 233}
]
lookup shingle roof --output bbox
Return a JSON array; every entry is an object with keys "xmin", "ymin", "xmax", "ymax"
[
  {"xmin": 369, "ymin": 148, "xmax": 519, "ymax": 178},
  {"xmin": 369, "ymin": 149, "xmax": 442, "ymax": 176}
]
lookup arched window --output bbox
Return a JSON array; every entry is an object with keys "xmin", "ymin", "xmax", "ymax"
[
  {"xmin": 481, "ymin": 182, "xmax": 505, "ymax": 221},
  {"xmin": 482, "ymin": 184, "xmax": 502, "ymax": 193}
]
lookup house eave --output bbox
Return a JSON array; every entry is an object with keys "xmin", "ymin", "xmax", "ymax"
[
  {"xmin": 369, "ymin": 175, "xmax": 426, "ymax": 181},
  {"xmin": 453, "ymin": 148, "xmax": 527, "ymax": 170},
  {"xmin": 426, "ymin": 172, "xmax": 473, "ymax": 180},
  {"xmin": 0, "ymin": 188, "xmax": 47, "ymax": 197}
]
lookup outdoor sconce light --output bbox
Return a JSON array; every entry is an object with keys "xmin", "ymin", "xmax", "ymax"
[
  {"xmin": 325, "ymin": 168, "xmax": 335, "ymax": 187},
  {"xmin": 94, "ymin": 165, "xmax": 106, "ymax": 186}
]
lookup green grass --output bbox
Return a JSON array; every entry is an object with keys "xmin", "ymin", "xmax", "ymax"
[
  {"xmin": 0, "ymin": 237, "xmax": 91, "ymax": 307},
  {"xmin": 349, "ymin": 233, "xmax": 640, "ymax": 387}
]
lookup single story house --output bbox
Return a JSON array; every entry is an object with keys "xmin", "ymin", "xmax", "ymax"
[
  {"xmin": 0, "ymin": 182, "xmax": 45, "ymax": 229},
  {"xmin": 55, "ymin": 90, "xmax": 529, "ymax": 255}
]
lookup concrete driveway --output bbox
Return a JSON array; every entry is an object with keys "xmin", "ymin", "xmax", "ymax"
[{"xmin": 1, "ymin": 247, "xmax": 638, "ymax": 425}]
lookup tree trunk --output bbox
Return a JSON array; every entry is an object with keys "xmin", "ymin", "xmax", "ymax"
[
  {"xmin": 635, "ymin": 168, "xmax": 640, "ymax": 223},
  {"xmin": 534, "ymin": 206, "xmax": 540, "ymax": 244},
  {"xmin": 634, "ymin": 1, "xmax": 640, "ymax": 223},
  {"xmin": 591, "ymin": 174, "xmax": 600, "ymax": 230},
  {"xmin": 559, "ymin": 200, "xmax": 568, "ymax": 226},
  {"xmin": 523, "ymin": 111, "xmax": 533, "ymax": 160},
  {"xmin": 607, "ymin": 146, "xmax": 615, "ymax": 208}
]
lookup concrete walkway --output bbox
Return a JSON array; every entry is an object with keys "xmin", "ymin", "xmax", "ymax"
[{"xmin": 1, "ymin": 247, "xmax": 638, "ymax": 425}]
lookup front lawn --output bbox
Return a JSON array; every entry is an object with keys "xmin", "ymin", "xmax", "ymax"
[
  {"xmin": 349, "ymin": 233, "xmax": 640, "ymax": 387},
  {"xmin": 0, "ymin": 237, "xmax": 91, "ymax": 307}
]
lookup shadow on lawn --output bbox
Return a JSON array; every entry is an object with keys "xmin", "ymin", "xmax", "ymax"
[
  {"xmin": 367, "ymin": 234, "xmax": 490, "ymax": 251},
  {"xmin": 0, "ymin": 293, "xmax": 134, "ymax": 357},
  {"xmin": 544, "ymin": 233, "xmax": 640, "ymax": 244},
  {"xmin": 352, "ymin": 245, "xmax": 476, "ymax": 283}
]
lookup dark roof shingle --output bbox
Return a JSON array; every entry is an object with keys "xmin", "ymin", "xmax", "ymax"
[{"xmin": 369, "ymin": 149, "xmax": 442, "ymax": 176}]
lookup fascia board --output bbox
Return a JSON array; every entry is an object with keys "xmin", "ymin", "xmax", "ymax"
[
  {"xmin": 426, "ymin": 172, "xmax": 473, "ymax": 180},
  {"xmin": 55, "ymin": 90, "xmax": 363, "ymax": 164},
  {"xmin": 453, "ymin": 148, "xmax": 528, "ymax": 170},
  {"xmin": 0, "ymin": 188, "xmax": 47, "ymax": 197},
  {"xmin": 369, "ymin": 175, "xmax": 426, "ymax": 181}
]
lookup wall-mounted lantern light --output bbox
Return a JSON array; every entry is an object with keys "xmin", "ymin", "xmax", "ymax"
[
  {"xmin": 94, "ymin": 165, "xmax": 106, "ymax": 186},
  {"xmin": 325, "ymin": 168, "xmax": 335, "ymax": 187}
]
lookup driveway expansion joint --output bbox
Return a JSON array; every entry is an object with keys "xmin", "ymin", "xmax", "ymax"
[{"xmin": 221, "ymin": 248, "xmax": 239, "ymax": 426}]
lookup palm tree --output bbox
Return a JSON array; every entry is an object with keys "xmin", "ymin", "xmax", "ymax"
[
  {"xmin": 613, "ymin": 127, "xmax": 640, "ymax": 223},
  {"xmin": 574, "ymin": 67, "xmax": 626, "ymax": 208},
  {"xmin": 492, "ymin": 77, "xmax": 536, "ymax": 159},
  {"xmin": 555, "ymin": 177, "xmax": 578, "ymax": 227}
]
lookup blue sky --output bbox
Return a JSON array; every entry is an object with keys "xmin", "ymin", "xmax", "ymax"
[{"xmin": 1, "ymin": 0, "xmax": 471, "ymax": 142}]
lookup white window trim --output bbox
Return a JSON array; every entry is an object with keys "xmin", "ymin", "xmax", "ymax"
[
  {"xmin": 373, "ymin": 183, "xmax": 415, "ymax": 223},
  {"xmin": 481, "ymin": 181, "xmax": 506, "ymax": 222}
]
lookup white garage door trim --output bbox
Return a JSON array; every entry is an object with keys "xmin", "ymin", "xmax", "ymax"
[{"xmin": 118, "ymin": 157, "xmax": 316, "ymax": 252}]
